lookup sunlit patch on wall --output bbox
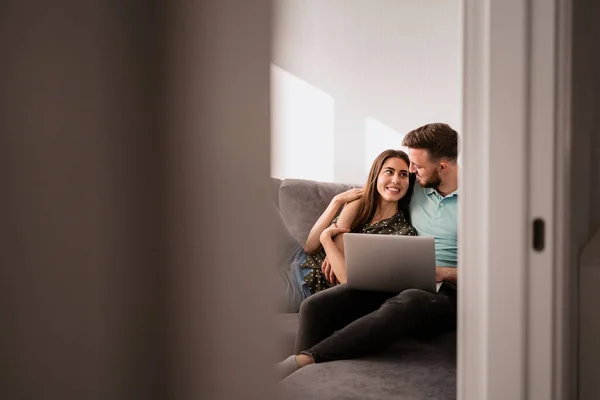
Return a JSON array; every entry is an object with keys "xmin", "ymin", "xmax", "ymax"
[{"xmin": 271, "ymin": 64, "xmax": 335, "ymax": 181}]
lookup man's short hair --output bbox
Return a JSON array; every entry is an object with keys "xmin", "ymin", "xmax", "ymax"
[{"xmin": 402, "ymin": 123, "xmax": 459, "ymax": 162}]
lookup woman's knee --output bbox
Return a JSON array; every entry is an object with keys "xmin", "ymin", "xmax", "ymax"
[
  {"xmin": 299, "ymin": 285, "xmax": 350, "ymax": 318},
  {"xmin": 298, "ymin": 291, "xmax": 318, "ymax": 317}
]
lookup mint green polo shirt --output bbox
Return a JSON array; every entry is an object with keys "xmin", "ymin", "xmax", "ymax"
[{"xmin": 409, "ymin": 184, "xmax": 458, "ymax": 267}]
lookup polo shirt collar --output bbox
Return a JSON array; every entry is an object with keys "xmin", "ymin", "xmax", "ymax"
[
  {"xmin": 424, "ymin": 186, "xmax": 460, "ymax": 198},
  {"xmin": 424, "ymin": 187, "xmax": 437, "ymax": 196}
]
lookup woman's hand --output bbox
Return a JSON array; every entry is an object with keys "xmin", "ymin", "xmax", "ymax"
[
  {"xmin": 332, "ymin": 188, "xmax": 364, "ymax": 206},
  {"xmin": 320, "ymin": 225, "xmax": 350, "ymax": 243},
  {"xmin": 320, "ymin": 226, "xmax": 349, "ymax": 285},
  {"xmin": 321, "ymin": 256, "xmax": 339, "ymax": 284},
  {"xmin": 319, "ymin": 225, "xmax": 350, "ymax": 285}
]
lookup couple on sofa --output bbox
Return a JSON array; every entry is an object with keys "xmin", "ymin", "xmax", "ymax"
[{"xmin": 276, "ymin": 122, "xmax": 459, "ymax": 380}]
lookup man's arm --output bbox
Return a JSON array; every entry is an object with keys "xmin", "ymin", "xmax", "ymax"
[{"xmin": 436, "ymin": 266, "xmax": 458, "ymax": 284}]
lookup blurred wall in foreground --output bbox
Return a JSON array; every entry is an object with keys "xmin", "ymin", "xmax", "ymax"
[{"xmin": 0, "ymin": 1, "xmax": 275, "ymax": 399}]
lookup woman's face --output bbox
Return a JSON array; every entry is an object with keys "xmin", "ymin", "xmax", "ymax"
[{"xmin": 376, "ymin": 157, "xmax": 410, "ymax": 203}]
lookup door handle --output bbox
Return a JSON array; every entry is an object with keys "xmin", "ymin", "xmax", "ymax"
[{"xmin": 532, "ymin": 218, "xmax": 545, "ymax": 252}]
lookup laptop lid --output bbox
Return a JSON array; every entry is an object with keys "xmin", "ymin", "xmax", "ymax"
[{"xmin": 343, "ymin": 233, "xmax": 437, "ymax": 293}]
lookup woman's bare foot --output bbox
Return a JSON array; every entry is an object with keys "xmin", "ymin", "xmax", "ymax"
[{"xmin": 295, "ymin": 353, "xmax": 314, "ymax": 368}]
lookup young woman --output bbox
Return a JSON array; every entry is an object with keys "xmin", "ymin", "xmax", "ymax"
[
  {"xmin": 276, "ymin": 149, "xmax": 428, "ymax": 379},
  {"xmin": 277, "ymin": 149, "xmax": 417, "ymax": 313}
]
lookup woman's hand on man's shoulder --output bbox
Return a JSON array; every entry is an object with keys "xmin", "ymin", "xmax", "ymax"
[{"xmin": 332, "ymin": 188, "xmax": 364, "ymax": 206}]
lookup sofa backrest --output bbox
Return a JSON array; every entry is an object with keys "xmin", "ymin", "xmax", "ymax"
[{"xmin": 277, "ymin": 178, "xmax": 361, "ymax": 244}]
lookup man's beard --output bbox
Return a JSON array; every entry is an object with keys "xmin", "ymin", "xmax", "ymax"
[{"xmin": 419, "ymin": 169, "xmax": 442, "ymax": 188}]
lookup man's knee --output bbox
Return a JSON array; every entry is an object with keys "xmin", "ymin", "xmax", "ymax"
[{"xmin": 382, "ymin": 288, "xmax": 433, "ymax": 310}]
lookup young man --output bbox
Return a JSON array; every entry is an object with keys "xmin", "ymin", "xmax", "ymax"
[
  {"xmin": 403, "ymin": 122, "xmax": 459, "ymax": 285},
  {"xmin": 276, "ymin": 123, "xmax": 460, "ymax": 379}
]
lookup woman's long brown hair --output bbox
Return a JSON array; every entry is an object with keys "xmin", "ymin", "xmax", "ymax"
[{"xmin": 350, "ymin": 149, "xmax": 416, "ymax": 233}]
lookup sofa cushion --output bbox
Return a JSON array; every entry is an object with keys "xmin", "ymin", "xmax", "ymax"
[
  {"xmin": 279, "ymin": 332, "xmax": 457, "ymax": 400},
  {"xmin": 278, "ymin": 179, "xmax": 360, "ymax": 243},
  {"xmin": 279, "ymin": 347, "xmax": 456, "ymax": 400},
  {"xmin": 275, "ymin": 312, "xmax": 456, "ymax": 399}
]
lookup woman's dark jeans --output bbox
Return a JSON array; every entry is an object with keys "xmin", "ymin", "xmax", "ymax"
[{"xmin": 294, "ymin": 283, "xmax": 457, "ymax": 362}]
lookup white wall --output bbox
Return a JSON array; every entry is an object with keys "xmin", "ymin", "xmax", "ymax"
[{"xmin": 271, "ymin": 0, "xmax": 462, "ymax": 183}]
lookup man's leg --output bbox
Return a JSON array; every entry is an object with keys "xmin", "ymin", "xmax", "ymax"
[
  {"xmin": 302, "ymin": 286, "xmax": 457, "ymax": 362},
  {"xmin": 293, "ymin": 284, "xmax": 394, "ymax": 354}
]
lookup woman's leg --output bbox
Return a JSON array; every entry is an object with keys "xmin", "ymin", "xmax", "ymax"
[
  {"xmin": 302, "ymin": 285, "xmax": 457, "ymax": 362},
  {"xmin": 293, "ymin": 284, "xmax": 394, "ymax": 354},
  {"xmin": 276, "ymin": 284, "xmax": 391, "ymax": 380}
]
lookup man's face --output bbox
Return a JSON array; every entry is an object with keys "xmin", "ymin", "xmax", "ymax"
[{"xmin": 407, "ymin": 148, "xmax": 442, "ymax": 188}]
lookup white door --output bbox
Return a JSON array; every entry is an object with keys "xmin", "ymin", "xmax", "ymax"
[{"xmin": 459, "ymin": 0, "xmax": 572, "ymax": 399}]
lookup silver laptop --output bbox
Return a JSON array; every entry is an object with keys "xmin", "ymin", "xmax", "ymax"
[{"xmin": 343, "ymin": 233, "xmax": 439, "ymax": 293}]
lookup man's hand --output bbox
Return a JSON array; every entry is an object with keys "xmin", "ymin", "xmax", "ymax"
[
  {"xmin": 436, "ymin": 266, "xmax": 458, "ymax": 283},
  {"xmin": 321, "ymin": 256, "xmax": 338, "ymax": 284}
]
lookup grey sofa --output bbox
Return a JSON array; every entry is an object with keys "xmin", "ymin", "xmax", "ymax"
[{"xmin": 273, "ymin": 178, "xmax": 457, "ymax": 400}]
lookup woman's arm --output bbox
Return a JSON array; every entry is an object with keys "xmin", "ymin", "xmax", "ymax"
[
  {"xmin": 330, "ymin": 198, "xmax": 361, "ymax": 254},
  {"xmin": 303, "ymin": 188, "xmax": 363, "ymax": 254},
  {"xmin": 319, "ymin": 225, "xmax": 350, "ymax": 284},
  {"xmin": 321, "ymin": 199, "xmax": 362, "ymax": 283}
]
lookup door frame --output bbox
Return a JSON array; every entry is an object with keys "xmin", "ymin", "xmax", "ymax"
[{"xmin": 459, "ymin": 0, "xmax": 573, "ymax": 399}]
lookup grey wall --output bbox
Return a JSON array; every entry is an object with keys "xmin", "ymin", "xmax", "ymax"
[
  {"xmin": 272, "ymin": 0, "xmax": 462, "ymax": 183},
  {"xmin": 0, "ymin": 2, "xmax": 165, "ymax": 398},
  {"xmin": 163, "ymin": 1, "xmax": 276, "ymax": 399}
]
